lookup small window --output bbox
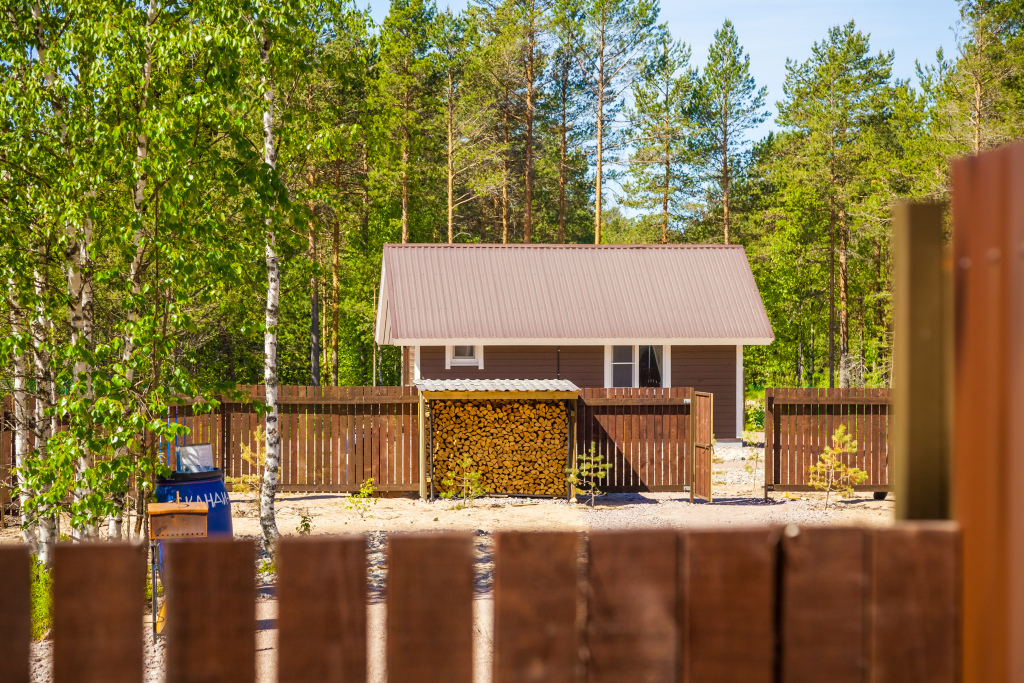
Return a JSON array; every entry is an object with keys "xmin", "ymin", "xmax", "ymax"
[
  {"xmin": 611, "ymin": 345, "xmax": 634, "ymax": 387},
  {"xmin": 447, "ymin": 345, "xmax": 483, "ymax": 368},
  {"xmin": 453, "ymin": 346, "xmax": 475, "ymax": 360},
  {"xmin": 639, "ymin": 345, "xmax": 663, "ymax": 388},
  {"xmin": 606, "ymin": 344, "xmax": 669, "ymax": 388}
]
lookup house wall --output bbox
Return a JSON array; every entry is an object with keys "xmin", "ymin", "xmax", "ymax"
[
  {"xmin": 671, "ymin": 345, "xmax": 738, "ymax": 439},
  {"xmin": 417, "ymin": 344, "xmax": 738, "ymax": 439}
]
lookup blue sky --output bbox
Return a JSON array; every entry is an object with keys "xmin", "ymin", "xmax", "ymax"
[{"xmin": 363, "ymin": 0, "xmax": 963, "ymax": 131}]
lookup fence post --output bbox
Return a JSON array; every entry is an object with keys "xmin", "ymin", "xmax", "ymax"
[
  {"xmin": 951, "ymin": 144, "xmax": 1024, "ymax": 683},
  {"xmin": 892, "ymin": 202, "xmax": 950, "ymax": 520}
]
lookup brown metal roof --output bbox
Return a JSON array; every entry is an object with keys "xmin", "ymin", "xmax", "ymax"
[{"xmin": 375, "ymin": 244, "xmax": 774, "ymax": 345}]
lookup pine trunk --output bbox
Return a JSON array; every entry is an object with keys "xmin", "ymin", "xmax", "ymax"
[{"xmin": 838, "ymin": 209, "xmax": 850, "ymax": 388}]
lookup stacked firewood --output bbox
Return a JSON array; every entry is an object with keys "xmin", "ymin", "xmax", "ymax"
[{"xmin": 431, "ymin": 399, "xmax": 569, "ymax": 496}]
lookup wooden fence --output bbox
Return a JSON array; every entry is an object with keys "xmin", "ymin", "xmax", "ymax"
[
  {"xmin": 765, "ymin": 388, "xmax": 892, "ymax": 495},
  {"xmin": 168, "ymin": 386, "xmax": 421, "ymax": 494},
  {"xmin": 0, "ymin": 525, "xmax": 958, "ymax": 682},
  {"xmin": 575, "ymin": 388, "xmax": 697, "ymax": 494},
  {"xmin": 1, "ymin": 387, "xmax": 709, "ymax": 502}
]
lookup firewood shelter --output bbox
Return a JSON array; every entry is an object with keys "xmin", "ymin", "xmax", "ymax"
[{"xmin": 415, "ymin": 379, "xmax": 579, "ymax": 499}]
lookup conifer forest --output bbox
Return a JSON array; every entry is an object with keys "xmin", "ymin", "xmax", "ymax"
[{"xmin": 0, "ymin": 0, "xmax": 1022, "ymax": 544}]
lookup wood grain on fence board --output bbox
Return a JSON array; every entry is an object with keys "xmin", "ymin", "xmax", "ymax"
[
  {"xmin": 492, "ymin": 532, "xmax": 580, "ymax": 683},
  {"xmin": 165, "ymin": 540, "xmax": 255, "ymax": 683},
  {"xmin": 388, "ymin": 533, "xmax": 474, "ymax": 683},
  {"xmin": 681, "ymin": 529, "xmax": 777, "ymax": 683},
  {"xmin": 952, "ymin": 143, "xmax": 1024, "ymax": 683},
  {"xmin": 277, "ymin": 537, "xmax": 366, "ymax": 683},
  {"xmin": 0, "ymin": 546, "xmax": 31, "ymax": 683},
  {"xmin": 779, "ymin": 527, "xmax": 867, "ymax": 683},
  {"xmin": 52, "ymin": 544, "xmax": 144, "ymax": 683},
  {"xmin": 587, "ymin": 531, "xmax": 677, "ymax": 683},
  {"xmin": 870, "ymin": 524, "xmax": 959, "ymax": 683}
]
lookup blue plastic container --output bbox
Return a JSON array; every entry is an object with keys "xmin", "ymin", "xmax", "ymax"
[{"xmin": 155, "ymin": 469, "xmax": 234, "ymax": 538}]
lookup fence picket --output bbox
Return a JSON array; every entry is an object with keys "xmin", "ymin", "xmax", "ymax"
[
  {"xmin": 52, "ymin": 544, "xmax": 144, "ymax": 683},
  {"xmin": 682, "ymin": 529, "xmax": 778, "ymax": 682},
  {"xmin": 587, "ymin": 530, "xmax": 678, "ymax": 682},
  {"xmin": 780, "ymin": 527, "xmax": 867, "ymax": 682},
  {"xmin": 870, "ymin": 524, "xmax": 959, "ymax": 682},
  {"xmin": 165, "ymin": 540, "xmax": 256, "ymax": 683},
  {"xmin": 0, "ymin": 546, "xmax": 31, "ymax": 683},
  {"xmin": 277, "ymin": 537, "xmax": 366, "ymax": 683},
  {"xmin": 387, "ymin": 533, "xmax": 474, "ymax": 683},
  {"xmin": 492, "ymin": 532, "xmax": 579, "ymax": 683}
]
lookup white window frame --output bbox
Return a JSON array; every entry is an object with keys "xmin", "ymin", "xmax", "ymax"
[
  {"xmin": 445, "ymin": 345, "xmax": 484, "ymax": 370},
  {"xmin": 604, "ymin": 345, "xmax": 671, "ymax": 388}
]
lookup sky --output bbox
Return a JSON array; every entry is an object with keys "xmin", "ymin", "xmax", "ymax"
[{"xmin": 363, "ymin": 0, "xmax": 963, "ymax": 130}]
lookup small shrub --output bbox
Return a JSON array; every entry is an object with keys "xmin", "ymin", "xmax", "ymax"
[
  {"xmin": 743, "ymin": 444, "xmax": 763, "ymax": 493},
  {"xmin": 258, "ymin": 560, "xmax": 276, "ymax": 575},
  {"xmin": 31, "ymin": 559, "xmax": 51, "ymax": 641},
  {"xmin": 744, "ymin": 398, "xmax": 765, "ymax": 431},
  {"xmin": 567, "ymin": 443, "xmax": 612, "ymax": 509},
  {"xmin": 225, "ymin": 426, "xmax": 266, "ymax": 517},
  {"xmin": 441, "ymin": 456, "xmax": 487, "ymax": 510},
  {"xmin": 296, "ymin": 509, "xmax": 314, "ymax": 536},
  {"xmin": 344, "ymin": 478, "xmax": 378, "ymax": 519},
  {"xmin": 808, "ymin": 425, "xmax": 868, "ymax": 509}
]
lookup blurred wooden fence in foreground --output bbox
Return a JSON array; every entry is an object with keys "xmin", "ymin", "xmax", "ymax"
[{"xmin": 0, "ymin": 527, "xmax": 958, "ymax": 683}]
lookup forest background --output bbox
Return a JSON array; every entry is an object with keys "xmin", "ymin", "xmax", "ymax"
[{"xmin": 1, "ymin": 0, "xmax": 1022, "ymax": 551}]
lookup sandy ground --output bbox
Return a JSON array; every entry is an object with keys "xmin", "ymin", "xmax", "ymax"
[{"xmin": 8, "ymin": 443, "xmax": 894, "ymax": 682}]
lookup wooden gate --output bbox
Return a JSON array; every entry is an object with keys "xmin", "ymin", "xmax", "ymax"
[{"xmin": 691, "ymin": 391, "xmax": 713, "ymax": 502}]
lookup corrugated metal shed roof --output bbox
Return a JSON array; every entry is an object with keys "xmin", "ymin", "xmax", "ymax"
[
  {"xmin": 376, "ymin": 244, "xmax": 774, "ymax": 345},
  {"xmin": 415, "ymin": 378, "xmax": 579, "ymax": 392}
]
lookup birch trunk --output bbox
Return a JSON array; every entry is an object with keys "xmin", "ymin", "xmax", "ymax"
[
  {"xmin": 8, "ymin": 290, "xmax": 38, "ymax": 553},
  {"xmin": 66, "ymin": 211, "xmax": 96, "ymax": 541},
  {"xmin": 32, "ymin": 253, "xmax": 56, "ymax": 565},
  {"xmin": 259, "ymin": 29, "xmax": 282, "ymax": 554}
]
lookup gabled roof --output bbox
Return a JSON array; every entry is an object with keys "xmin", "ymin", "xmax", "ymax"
[{"xmin": 374, "ymin": 244, "xmax": 774, "ymax": 346}]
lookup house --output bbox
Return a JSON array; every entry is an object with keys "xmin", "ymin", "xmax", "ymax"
[{"xmin": 373, "ymin": 244, "xmax": 774, "ymax": 439}]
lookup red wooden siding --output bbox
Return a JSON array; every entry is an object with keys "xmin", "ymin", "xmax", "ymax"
[{"xmin": 671, "ymin": 345, "xmax": 737, "ymax": 439}]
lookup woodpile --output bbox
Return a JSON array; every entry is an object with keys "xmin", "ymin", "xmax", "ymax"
[{"xmin": 431, "ymin": 400, "xmax": 569, "ymax": 496}]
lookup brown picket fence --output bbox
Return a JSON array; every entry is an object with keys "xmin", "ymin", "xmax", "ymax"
[
  {"xmin": 1, "ymin": 387, "xmax": 711, "ymax": 502},
  {"xmin": 0, "ymin": 525, "xmax": 958, "ymax": 682},
  {"xmin": 167, "ymin": 386, "xmax": 421, "ymax": 494},
  {"xmin": 575, "ymin": 387, "xmax": 697, "ymax": 493},
  {"xmin": 765, "ymin": 387, "xmax": 892, "ymax": 495}
]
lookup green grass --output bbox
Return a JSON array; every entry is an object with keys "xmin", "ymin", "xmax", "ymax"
[{"xmin": 31, "ymin": 559, "xmax": 51, "ymax": 641}]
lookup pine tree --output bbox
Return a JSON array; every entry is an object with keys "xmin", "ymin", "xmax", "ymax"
[
  {"xmin": 622, "ymin": 35, "xmax": 697, "ymax": 243},
  {"xmin": 774, "ymin": 21, "xmax": 896, "ymax": 388},
  {"xmin": 562, "ymin": 0, "xmax": 660, "ymax": 243},
  {"xmin": 692, "ymin": 20, "xmax": 768, "ymax": 245},
  {"xmin": 372, "ymin": 0, "xmax": 439, "ymax": 243}
]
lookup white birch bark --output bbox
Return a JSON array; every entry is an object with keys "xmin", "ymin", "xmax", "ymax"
[
  {"xmin": 8, "ymin": 287, "xmax": 38, "ymax": 553},
  {"xmin": 259, "ymin": 28, "xmax": 282, "ymax": 553},
  {"xmin": 32, "ymin": 252, "xmax": 57, "ymax": 565},
  {"xmin": 66, "ymin": 210, "xmax": 96, "ymax": 540}
]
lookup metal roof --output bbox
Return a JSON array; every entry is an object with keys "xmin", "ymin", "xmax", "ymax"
[
  {"xmin": 376, "ymin": 244, "xmax": 774, "ymax": 345},
  {"xmin": 415, "ymin": 379, "xmax": 579, "ymax": 393}
]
